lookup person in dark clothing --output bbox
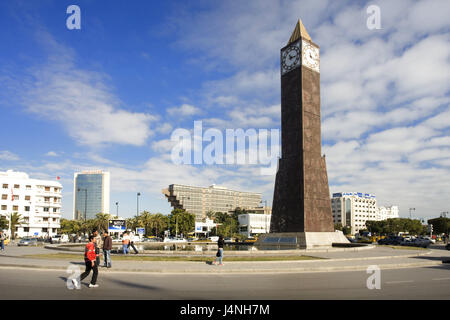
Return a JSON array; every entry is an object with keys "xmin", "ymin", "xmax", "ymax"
[
  {"xmin": 213, "ymin": 235, "xmax": 225, "ymax": 266},
  {"xmin": 72, "ymin": 235, "xmax": 99, "ymax": 288},
  {"xmin": 102, "ymin": 231, "xmax": 112, "ymax": 268}
]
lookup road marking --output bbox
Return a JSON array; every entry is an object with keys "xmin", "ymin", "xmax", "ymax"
[
  {"xmin": 385, "ymin": 280, "xmax": 414, "ymax": 284},
  {"xmin": 432, "ymin": 278, "xmax": 450, "ymax": 281}
]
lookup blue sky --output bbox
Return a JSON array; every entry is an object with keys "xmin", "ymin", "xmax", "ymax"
[{"xmin": 0, "ymin": 0, "xmax": 449, "ymax": 221}]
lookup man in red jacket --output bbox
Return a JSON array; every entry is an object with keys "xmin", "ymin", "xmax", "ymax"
[{"xmin": 72, "ymin": 235, "xmax": 99, "ymax": 288}]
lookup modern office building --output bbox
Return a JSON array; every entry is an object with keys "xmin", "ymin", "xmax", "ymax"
[
  {"xmin": 331, "ymin": 192, "xmax": 399, "ymax": 235},
  {"xmin": 0, "ymin": 170, "xmax": 62, "ymax": 238},
  {"xmin": 73, "ymin": 171, "xmax": 110, "ymax": 220},
  {"xmin": 162, "ymin": 184, "xmax": 262, "ymax": 220},
  {"xmin": 238, "ymin": 213, "xmax": 272, "ymax": 238}
]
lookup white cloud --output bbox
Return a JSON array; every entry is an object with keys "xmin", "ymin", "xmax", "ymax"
[
  {"xmin": 21, "ymin": 32, "xmax": 156, "ymax": 147},
  {"xmin": 167, "ymin": 104, "xmax": 201, "ymax": 117},
  {"xmin": 45, "ymin": 151, "xmax": 59, "ymax": 157},
  {"xmin": 0, "ymin": 151, "xmax": 19, "ymax": 161}
]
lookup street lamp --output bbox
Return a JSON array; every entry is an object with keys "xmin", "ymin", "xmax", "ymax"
[
  {"xmin": 77, "ymin": 188, "xmax": 87, "ymax": 221},
  {"xmin": 409, "ymin": 208, "xmax": 415, "ymax": 219},
  {"xmin": 137, "ymin": 192, "xmax": 141, "ymax": 217},
  {"xmin": 260, "ymin": 200, "xmax": 267, "ymax": 213}
]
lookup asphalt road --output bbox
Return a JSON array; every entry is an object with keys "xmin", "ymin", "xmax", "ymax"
[{"xmin": 0, "ymin": 264, "xmax": 449, "ymax": 300}]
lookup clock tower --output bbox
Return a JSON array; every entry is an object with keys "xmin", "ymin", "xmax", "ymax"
[{"xmin": 258, "ymin": 20, "xmax": 349, "ymax": 249}]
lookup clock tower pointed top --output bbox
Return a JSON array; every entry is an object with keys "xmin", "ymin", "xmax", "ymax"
[{"xmin": 287, "ymin": 19, "xmax": 311, "ymax": 45}]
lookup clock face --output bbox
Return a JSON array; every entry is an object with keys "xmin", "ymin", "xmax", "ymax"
[
  {"xmin": 302, "ymin": 41, "xmax": 320, "ymax": 73},
  {"xmin": 281, "ymin": 43, "xmax": 301, "ymax": 75}
]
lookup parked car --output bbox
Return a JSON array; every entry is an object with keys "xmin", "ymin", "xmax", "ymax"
[
  {"xmin": 163, "ymin": 237, "xmax": 187, "ymax": 243},
  {"xmin": 18, "ymin": 238, "xmax": 38, "ymax": 246},
  {"xmin": 51, "ymin": 235, "xmax": 69, "ymax": 243},
  {"xmin": 208, "ymin": 236, "xmax": 219, "ymax": 242}
]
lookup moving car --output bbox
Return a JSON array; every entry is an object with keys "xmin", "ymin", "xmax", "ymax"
[
  {"xmin": 18, "ymin": 238, "xmax": 38, "ymax": 246},
  {"xmin": 423, "ymin": 236, "xmax": 436, "ymax": 244}
]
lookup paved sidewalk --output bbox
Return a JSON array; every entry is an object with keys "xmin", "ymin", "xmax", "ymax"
[{"xmin": 1, "ymin": 245, "xmax": 449, "ymax": 274}]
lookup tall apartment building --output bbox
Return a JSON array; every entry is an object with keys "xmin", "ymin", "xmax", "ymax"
[
  {"xmin": 331, "ymin": 192, "xmax": 399, "ymax": 235},
  {"xmin": 73, "ymin": 171, "xmax": 110, "ymax": 220},
  {"xmin": 162, "ymin": 184, "xmax": 262, "ymax": 220},
  {"xmin": 0, "ymin": 170, "xmax": 62, "ymax": 238}
]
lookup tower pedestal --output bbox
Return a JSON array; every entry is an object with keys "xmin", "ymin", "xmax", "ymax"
[{"xmin": 257, "ymin": 231, "xmax": 349, "ymax": 249}]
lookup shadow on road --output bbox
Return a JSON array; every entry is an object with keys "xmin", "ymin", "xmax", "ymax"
[{"xmin": 108, "ymin": 278, "xmax": 163, "ymax": 291}]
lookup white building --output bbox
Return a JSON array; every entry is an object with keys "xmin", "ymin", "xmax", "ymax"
[
  {"xmin": 331, "ymin": 192, "xmax": 378, "ymax": 235},
  {"xmin": 0, "ymin": 170, "xmax": 62, "ymax": 238},
  {"xmin": 377, "ymin": 206, "xmax": 400, "ymax": 221},
  {"xmin": 194, "ymin": 218, "xmax": 217, "ymax": 238},
  {"xmin": 238, "ymin": 214, "xmax": 271, "ymax": 238},
  {"xmin": 73, "ymin": 171, "xmax": 110, "ymax": 220},
  {"xmin": 331, "ymin": 192, "xmax": 399, "ymax": 235}
]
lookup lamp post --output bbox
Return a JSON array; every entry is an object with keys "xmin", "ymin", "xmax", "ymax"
[
  {"xmin": 115, "ymin": 202, "xmax": 119, "ymax": 218},
  {"xmin": 260, "ymin": 200, "xmax": 267, "ymax": 213},
  {"xmin": 137, "ymin": 192, "xmax": 141, "ymax": 217},
  {"xmin": 77, "ymin": 188, "xmax": 87, "ymax": 221},
  {"xmin": 409, "ymin": 208, "xmax": 415, "ymax": 219}
]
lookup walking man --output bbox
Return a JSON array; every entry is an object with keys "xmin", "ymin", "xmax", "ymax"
[
  {"xmin": 128, "ymin": 232, "xmax": 139, "ymax": 254},
  {"xmin": 72, "ymin": 235, "xmax": 99, "ymax": 288},
  {"xmin": 93, "ymin": 229, "xmax": 103, "ymax": 266},
  {"xmin": 122, "ymin": 232, "xmax": 130, "ymax": 254},
  {"xmin": 103, "ymin": 231, "xmax": 112, "ymax": 268}
]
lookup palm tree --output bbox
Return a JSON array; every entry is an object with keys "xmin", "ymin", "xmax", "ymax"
[
  {"xmin": 153, "ymin": 213, "xmax": 168, "ymax": 237},
  {"xmin": 139, "ymin": 211, "xmax": 153, "ymax": 236},
  {"xmin": 94, "ymin": 213, "xmax": 111, "ymax": 233},
  {"xmin": 10, "ymin": 212, "xmax": 24, "ymax": 240},
  {"xmin": 206, "ymin": 210, "xmax": 216, "ymax": 222}
]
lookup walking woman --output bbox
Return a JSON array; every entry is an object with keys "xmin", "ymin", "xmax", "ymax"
[{"xmin": 213, "ymin": 235, "xmax": 225, "ymax": 266}]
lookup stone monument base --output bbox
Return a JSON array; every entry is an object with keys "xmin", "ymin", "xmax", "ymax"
[{"xmin": 256, "ymin": 231, "xmax": 350, "ymax": 250}]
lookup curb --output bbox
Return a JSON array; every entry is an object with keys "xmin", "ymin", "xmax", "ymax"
[{"xmin": 0, "ymin": 259, "xmax": 445, "ymax": 274}]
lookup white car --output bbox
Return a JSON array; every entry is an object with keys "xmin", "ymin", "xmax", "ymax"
[
  {"xmin": 163, "ymin": 237, "xmax": 187, "ymax": 243},
  {"xmin": 424, "ymin": 236, "xmax": 436, "ymax": 244},
  {"xmin": 208, "ymin": 236, "xmax": 219, "ymax": 242},
  {"xmin": 51, "ymin": 235, "xmax": 69, "ymax": 243}
]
